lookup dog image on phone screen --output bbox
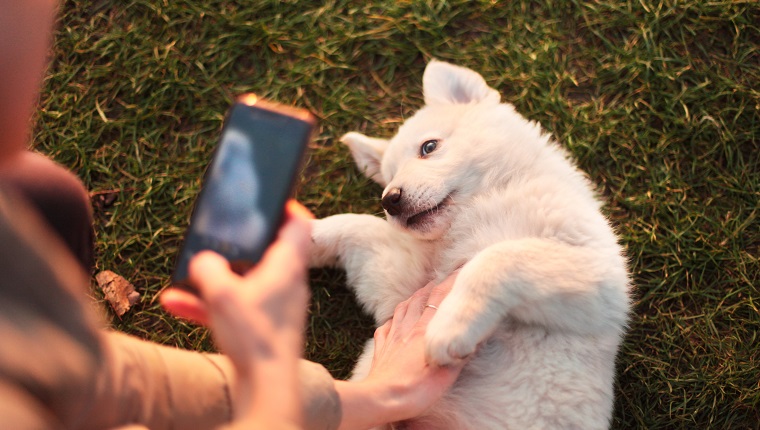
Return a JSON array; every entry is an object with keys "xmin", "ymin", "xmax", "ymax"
[
  {"xmin": 310, "ymin": 60, "xmax": 631, "ymax": 429},
  {"xmin": 193, "ymin": 127, "xmax": 267, "ymax": 248}
]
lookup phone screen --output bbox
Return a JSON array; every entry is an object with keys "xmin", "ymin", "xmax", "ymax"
[{"xmin": 172, "ymin": 98, "xmax": 314, "ymax": 285}]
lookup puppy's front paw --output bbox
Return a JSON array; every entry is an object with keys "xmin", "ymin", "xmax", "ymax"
[
  {"xmin": 309, "ymin": 218, "xmax": 341, "ymax": 268},
  {"xmin": 424, "ymin": 312, "xmax": 478, "ymax": 366}
]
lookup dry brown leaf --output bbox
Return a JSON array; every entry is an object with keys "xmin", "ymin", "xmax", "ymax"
[{"xmin": 95, "ymin": 270, "xmax": 140, "ymax": 317}]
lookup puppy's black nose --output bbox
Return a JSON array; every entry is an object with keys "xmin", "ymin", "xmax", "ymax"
[{"xmin": 382, "ymin": 187, "xmax": 403, "ymax": 216}]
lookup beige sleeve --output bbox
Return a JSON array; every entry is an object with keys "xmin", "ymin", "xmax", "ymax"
[
  {"xmin": 0, "ymin": 381, "xmax": 64, "ymax": 430},
  {"xmin": 96, "ymin": 332, "xmax": 342, "ymax": 430},
  {"xmin": 0, "ymin": 191, "xmax": 341, "ymax": 430}
]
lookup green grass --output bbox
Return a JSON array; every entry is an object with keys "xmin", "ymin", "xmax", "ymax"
[{"xmin": 35, "ymin": 0, "xmax": 758, "ymax": 427}]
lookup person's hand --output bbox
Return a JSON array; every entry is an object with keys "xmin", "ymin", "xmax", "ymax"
[
  {"xmin": 335, "ymin": 273, "xmax": 466, "ymax": 430},
  {"xmin": 161, "ymin": 200, "xmax": 313, "ymax": 429},
  {"xmin": 161, "ymin": 201, "xmax": 312, "ymax": 328},
  {"xmin": 367, "ymin": 273, "xmax": 464, "ymax": 418}
]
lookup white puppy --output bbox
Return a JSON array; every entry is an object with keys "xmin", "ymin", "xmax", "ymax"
[{"xmin": 311, "ymin": 60, "xmax": 631, "ymax": 429}]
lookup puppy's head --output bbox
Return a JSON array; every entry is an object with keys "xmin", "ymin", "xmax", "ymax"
[{"xmin": 342, "ymin": 61, "xmax": 535, "ymax": 239}]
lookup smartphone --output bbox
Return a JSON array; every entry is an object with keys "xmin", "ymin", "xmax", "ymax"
[{"xmin": 172, "ymin": 94, "xmax": 315, "ymax": 289}]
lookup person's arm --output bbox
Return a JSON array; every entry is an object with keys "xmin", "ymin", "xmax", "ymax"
[{"xmin": 174, "ymin": 201, "xmax": 313, "ymax": 430}]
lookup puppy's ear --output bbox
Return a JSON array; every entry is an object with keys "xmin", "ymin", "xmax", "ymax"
[
  {"xmin": 340, "ymin": 132, "xmax": 389, "ymax": 186},
  {"xmin": 423, "ymin": 60, "xmax": 500, "ymax": 106}
]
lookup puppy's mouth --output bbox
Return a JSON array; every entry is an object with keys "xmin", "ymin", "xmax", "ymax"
[{"xmin": 405, "ymin": 195, "xmax": 453, "ymax": 228}]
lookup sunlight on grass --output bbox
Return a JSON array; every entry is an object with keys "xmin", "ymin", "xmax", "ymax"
[{"xmin": 35, "ymin": 1, "xmax": 758, "ymax": 427}]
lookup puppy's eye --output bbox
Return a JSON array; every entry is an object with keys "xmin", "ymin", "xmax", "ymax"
[{"xmin": 420, "ymin": 139, "xmax": 438, "ymax": 157}]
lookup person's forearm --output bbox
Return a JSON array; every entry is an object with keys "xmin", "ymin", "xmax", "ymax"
[
  {"xmin": 334, "ymin": 380, "xmax": 410, "ymax": 430},
  {"xmin": 96, "ymin": 331, "xmax": 234, "ymax": 430},
  {"xmin": 334, "ymin": 380, "xmax": 386, "ymax": 430}
]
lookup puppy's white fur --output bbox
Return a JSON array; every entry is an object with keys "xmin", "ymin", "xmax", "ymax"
[{"xmin": 311, "ymin": 60, "xmax": 631, "ymax": 429}]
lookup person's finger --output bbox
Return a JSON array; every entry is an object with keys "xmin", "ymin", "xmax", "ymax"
[
  {"xmin": 159, "ymin": 287, "xmax": 210, "ymax": 325},
  {"xmin": 284, "ymin": 199, "xmax": 314, "ymax": 223},
  {"xmin": 387, "ymin": 298, "xmax": 411, "ymax": 339},
  {"xmin": 277, "ymin": 200, "xmax": 314, "ymax": 256},
  {"xmin": 243, "ymin": 205, "xmax": 312, "ymax": 286},
  {"xmin": 427, "ymin": 273, "xmax": 457, "ymax": 306},
  {"xmin": 188, "ymin": 250, "xmax": 240, "ymax": 298},
  {"xmin": 373, "ymin": 320, "xmax": 391, "ymax": 356},
  {"xmin": 404, "ymin": 284, "xmax": 433, "ymax": 322},
  {"xmin": 419, "ymin": 272, "xmax": 458, "ymax": 324},
  {"xmin": 431, "ymin": 354, "xmax": 468, "ymax": 384}
]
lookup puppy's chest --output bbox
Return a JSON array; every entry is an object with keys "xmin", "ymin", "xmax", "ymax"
[
  {"xmin": 430, "ymin": 227, "xmax": 497, "ymax": 282},
  {"xmin": 429, "ymin": 201, "xmax": 545, "ymax": 281}
]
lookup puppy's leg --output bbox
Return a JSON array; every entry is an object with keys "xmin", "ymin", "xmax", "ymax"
[
  {"xmin": 425, "ymin": 238, "xmax": 630, "ymax": 365},
  {"xmin": 311, "ymin": 214, "xmax": 434, "ymax": 322},
  {"xmin": 310, "ymin": 214, "xmax": 383, "ymax": 268}
]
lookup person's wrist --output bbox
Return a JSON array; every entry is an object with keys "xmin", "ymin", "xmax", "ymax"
[
  {"xmin": 334, "ymin": 378, "xmax": 406, "ymax": 430},
  {"xmin": 358, "ymin": 377, "xmax": 416, "ymax": 423}
]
